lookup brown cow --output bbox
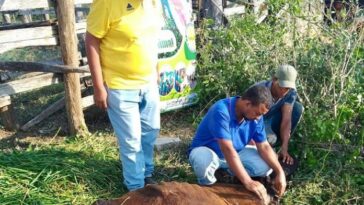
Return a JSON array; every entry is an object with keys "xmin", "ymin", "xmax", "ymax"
[{"xmin": 93, "ymin": 182, "xmax": 278, "ymax": 205}]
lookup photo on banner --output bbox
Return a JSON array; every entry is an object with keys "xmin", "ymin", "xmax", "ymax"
[{"xmin": 158, "ymin": 0, "xmax": 198, "ymax": 112}]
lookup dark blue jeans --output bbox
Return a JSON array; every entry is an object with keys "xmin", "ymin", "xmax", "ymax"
[{"xmin": 264, "ymin": 101, "xmax": 304, "ymax": 147}]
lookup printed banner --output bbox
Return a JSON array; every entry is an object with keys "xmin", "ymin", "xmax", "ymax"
[{"xmin": 158, "ymin": 0, "xmax": 198, "ymax": 112}]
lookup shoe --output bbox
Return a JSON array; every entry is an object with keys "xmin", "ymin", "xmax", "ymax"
[
  {"xmin": 269, "ymin": 157, "xmax": 299, "ymax": 182},
  {"xmin": 279, "ymin": 156, "xmax": 299, "ymax": 178},
  {"xmin": 144, "ymin": 177, "xmax": 157, "ymax": 185}
]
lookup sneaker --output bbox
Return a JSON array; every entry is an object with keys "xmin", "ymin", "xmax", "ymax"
[{"xmin": 144, "ymin": 177, "xmax": 157, "ymax": 185}]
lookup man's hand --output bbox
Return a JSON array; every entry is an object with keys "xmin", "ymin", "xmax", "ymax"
[
  {"xmin": 243, "ymin": 180, "xmax": 270, "ymax": 205},
  {"xmin": 256, "ymin": 141, "xmax": 287, "ymax": 200},
  {"xmin": 93, "ymin": 86, "xmax": 108, "ymax": 110},
  {"xmin": 272, "ymin": 171, "xmax": 286, "ymax": 197},
  {"xmin": 279, "ymin": 147, "xmax": 294, "ymax": 165},
  {"xmin": 218, "ymin": 139, "xmax": 270, "ymax": 204}
]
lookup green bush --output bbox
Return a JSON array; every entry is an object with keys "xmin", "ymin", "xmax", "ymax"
[
  {"xmin": 196, "ymin": 5, "xmax": 363, "ymax": 145},
  {"xmin": 196, "ymin": 5, "xmax": 364, "ymax": 203}
]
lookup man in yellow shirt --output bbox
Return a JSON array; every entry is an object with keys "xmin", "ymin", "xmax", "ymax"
[{"xmin": 86, "ymin": 0, "xmax": 162, "ymax": 191}]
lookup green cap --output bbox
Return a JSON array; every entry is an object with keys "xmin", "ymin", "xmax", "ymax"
[{"xmin": 275, "ymin": 64, "xmax": 297, "ymax": 89}]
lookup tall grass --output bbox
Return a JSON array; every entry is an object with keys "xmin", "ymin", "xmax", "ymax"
[
  {"xmin": 0, "ymin": 132, "xmax": 196, "ymax": 205},
  {"xmin": 0, "ymin": 134, "xmax": 122, "ymax": 204}
]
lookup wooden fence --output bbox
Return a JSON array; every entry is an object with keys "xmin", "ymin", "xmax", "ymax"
[
  {"xmin": 0, "ymin": 0, "xmax": 93, "ymax": 134},
  {"xmin": 0, "ymin": 0, "xmax": 89, "ymax": 56}
]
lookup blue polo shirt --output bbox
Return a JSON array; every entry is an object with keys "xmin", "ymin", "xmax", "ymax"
[{"xmin": 189, "ymin": 97, "xmax": 267, "ymax": 158}]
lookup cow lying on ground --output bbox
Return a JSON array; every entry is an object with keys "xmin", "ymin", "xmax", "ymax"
[{"xmin": 93, "ymin": 182, "xmax": 278, "ymax": 205}]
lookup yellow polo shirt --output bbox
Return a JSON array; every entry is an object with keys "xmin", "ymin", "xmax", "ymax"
[{"xmin": 87, "ymin": 0, "xmax": 162, "ymax": 89}]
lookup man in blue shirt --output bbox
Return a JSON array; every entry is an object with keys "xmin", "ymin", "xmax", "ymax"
[
  {"xmin": 254, "ymin": 65, "xmax": 303, "ymax": 165},
  {"xmin": 189, "ymin": 86, "xmax": 286, "ymax": 202}
]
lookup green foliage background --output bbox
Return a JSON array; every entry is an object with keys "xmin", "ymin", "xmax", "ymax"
[{"xmin": 195, "ymin": 1, "xmax": 364, "ymax": 204}]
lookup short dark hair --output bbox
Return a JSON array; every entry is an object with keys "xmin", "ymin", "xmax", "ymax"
[{"xmin": 241, "ymin": 85, "xmax": 273, "ymax": 109}]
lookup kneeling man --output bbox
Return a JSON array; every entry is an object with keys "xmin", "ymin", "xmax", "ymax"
[{"xmin": 188, "ymin": 86, "xmax": 286, "ymax": 200}]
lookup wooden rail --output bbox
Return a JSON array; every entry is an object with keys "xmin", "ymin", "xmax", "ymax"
[
  {"xmin": 0, "ymin": 0, "xmax": 93, "ymax": 11},
  {"xmin": 0, "ymin": 61, "xmax": 90, "ymax": 74},
  {"xmin": 0, "ymin": 26, "xmax": 57, "ymax": 53},
  {"xmin": 20, "ymin": 95, "xmax": 94, "ymax": 131},
  {"xmin": 0, "ymin": 21, "xmax": 87, "ymax": 53},
  {"xmin": 0, "ymin": 73, "xmax": 62, "ymax": 97},
  {"xmin": 0, "ymin": 73, "xmax": 91, "ymax": 99}
]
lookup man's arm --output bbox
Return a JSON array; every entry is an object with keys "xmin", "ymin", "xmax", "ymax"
[
  {"xmin": 280, "ymin": 104, "xmax": 293, "ymax": 164},
  {"xmin": 218, "ymin": 139, "xmax": 269, "ymax": 203},
  {"xmin": 85, "ymin": 32, "xmax": 108, "ymax": 110},
  {"xmin": 256, "ymin": 141, "xmax": 286, "ymax": 197}
]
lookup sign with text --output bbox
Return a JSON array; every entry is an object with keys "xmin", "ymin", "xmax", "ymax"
[{"xmin": 158, "ymin": 0, "xmax": 198, "ymax": 112}]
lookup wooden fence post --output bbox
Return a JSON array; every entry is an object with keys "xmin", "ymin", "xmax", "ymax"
[
  {"xmin": 3, "ymin": 13, "xmax": 12, "ymax": 24},
  {"xmin": 0, "ymin": 96, "xmax": 19, "ymax": 131},
  {"xmin": 55, "ymin": 0, "xmax": 88, "ymax": 135},
  {"xmin": 44, "ymin": 8, "xmax": 50, "ymax": 21},
  {"xmin": 20, "ymin": 10, "xmax": 33, "ymax": 23}
]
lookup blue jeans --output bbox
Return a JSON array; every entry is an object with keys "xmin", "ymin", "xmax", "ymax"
[
  {"xmin": 264, "ymin": 101, "xmax": 304, "ymax": 146},
  {"xmin": 107, "ymin": 84, "xmax": 160, "ymax": 191},
  {"xmin": 189, "ymin": 146, "xmax": 271, "ymax": 185}
]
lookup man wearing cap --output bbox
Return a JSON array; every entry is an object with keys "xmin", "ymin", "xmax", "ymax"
[{"xmin": 254, "ymin": 65, "xmax": 304, "ymax": 165}]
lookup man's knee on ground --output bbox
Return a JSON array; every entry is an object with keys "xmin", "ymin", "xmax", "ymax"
[{"xmin": 189, "ymin": 147, "xmax": 219, "ymax": 185}]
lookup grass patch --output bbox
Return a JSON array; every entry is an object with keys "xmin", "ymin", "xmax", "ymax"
[
  {"xmin": 0, "ymin": 134, "xmax": 123, "ymax": 205},
  {"xmin": 10, "ymin": 84, "xmax": 65, "ymax": 126},
  {"xmin": 0, "ymin": 132, "xmax": 198, "ymax": 205},
  {"xmin": 282, "ymin": 148, "xmax": 364, "ymax": 205}
]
